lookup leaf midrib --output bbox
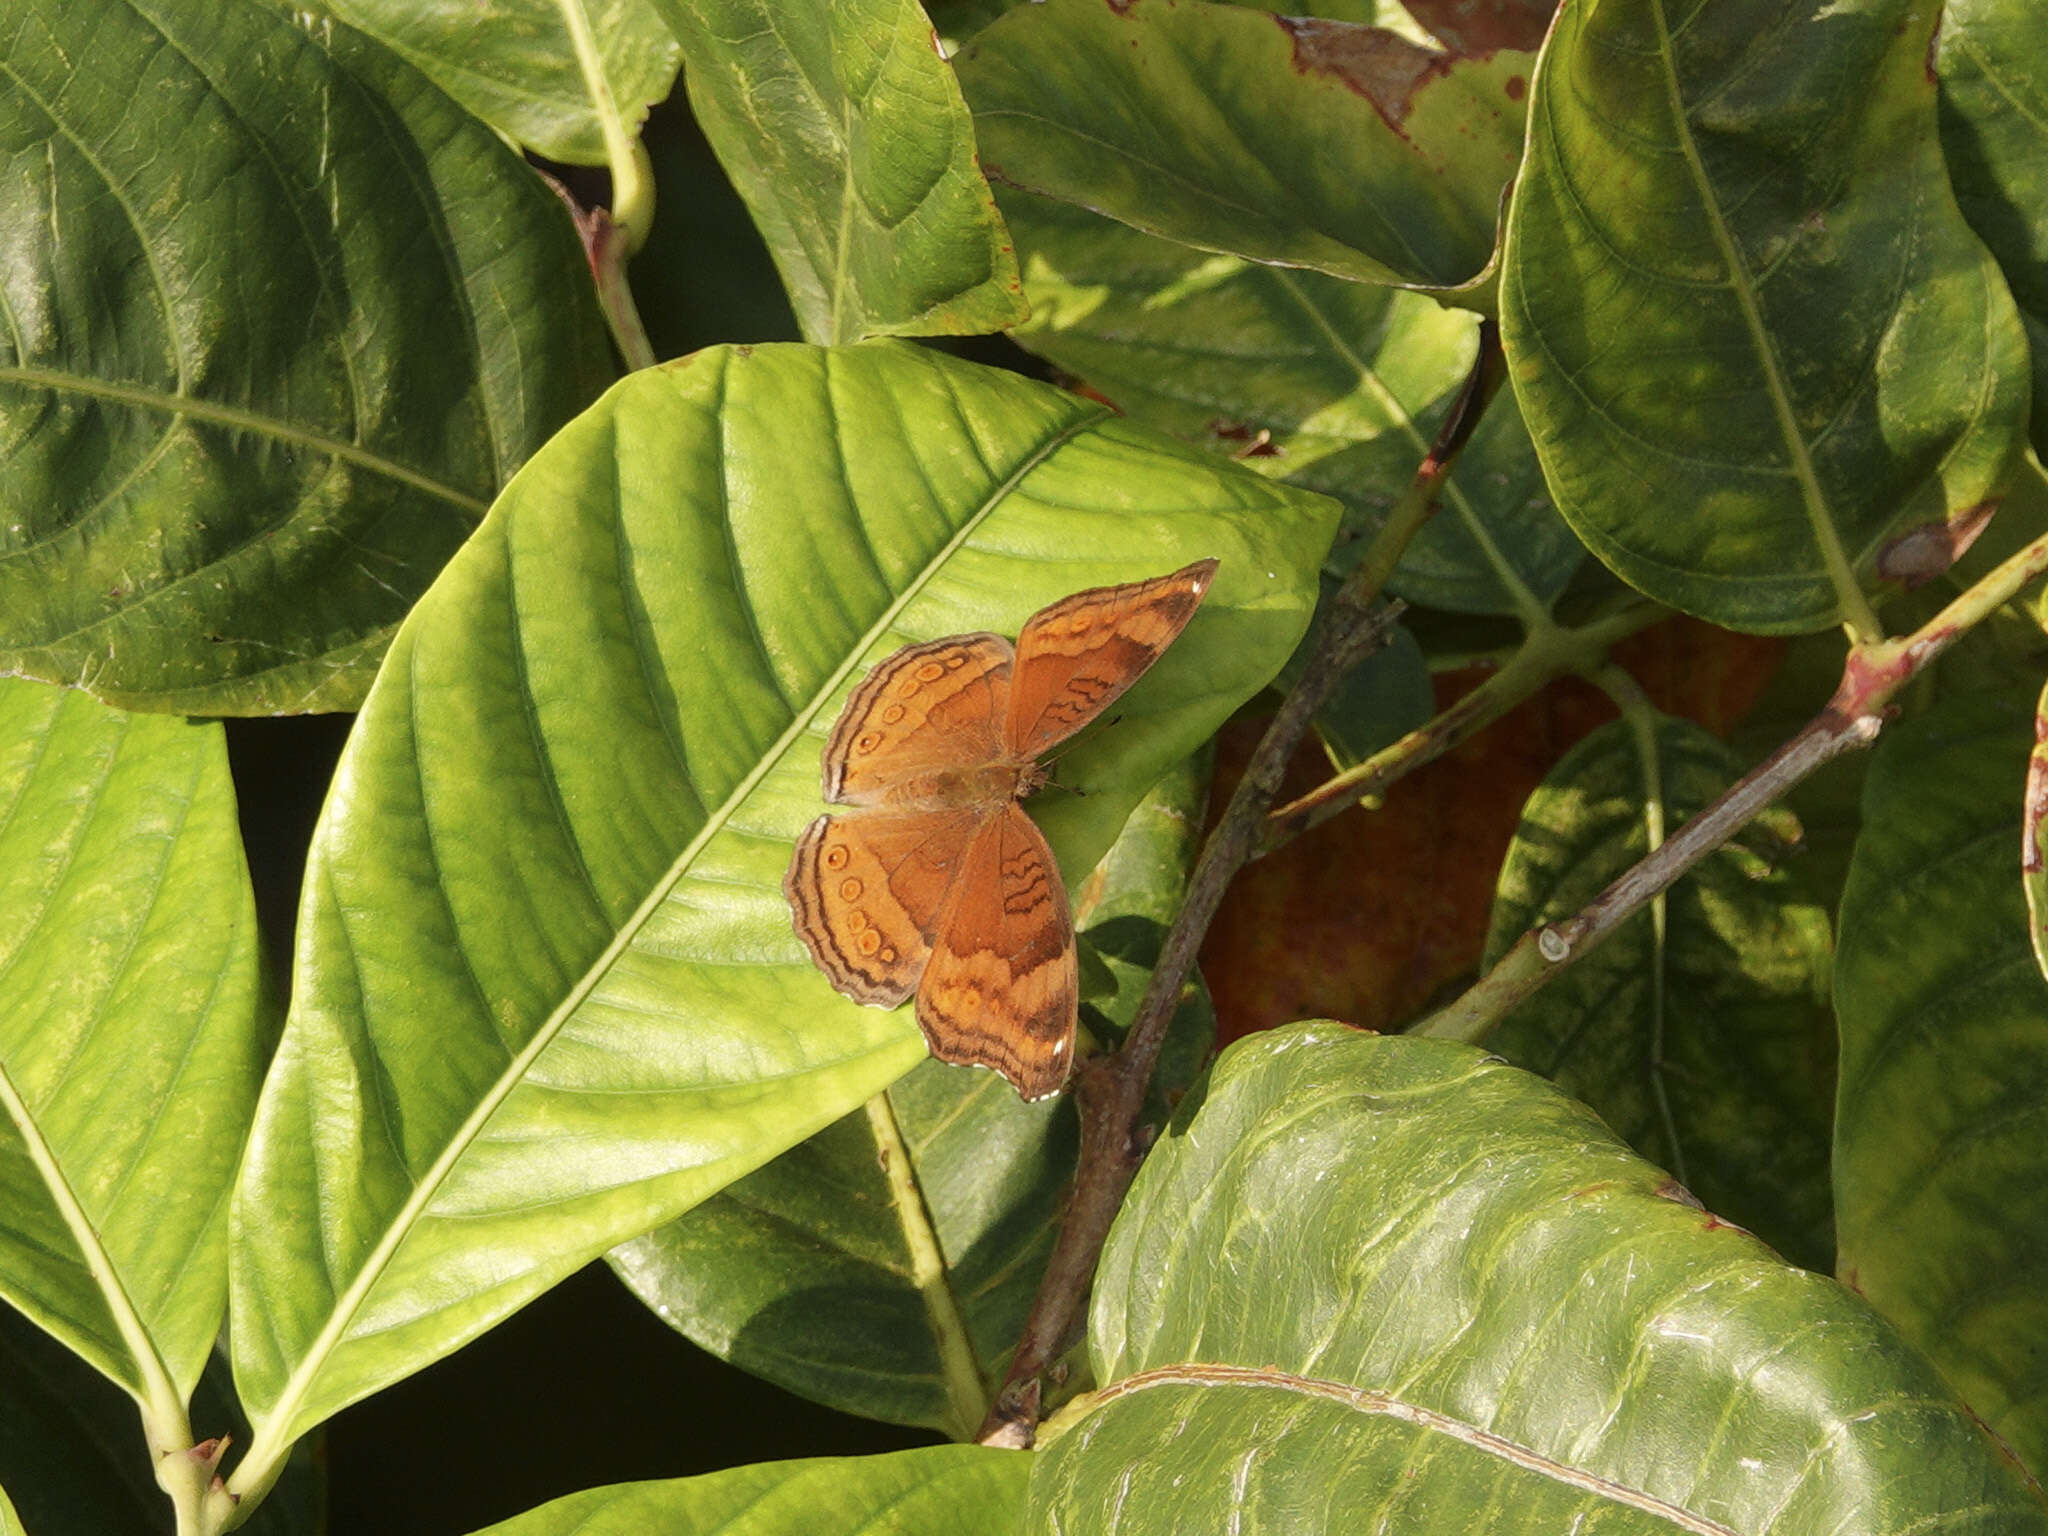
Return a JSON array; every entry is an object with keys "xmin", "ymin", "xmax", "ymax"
[
  {"xmin": 1089, "ymin": 1362, "xmax": 1741, "ymax": 1533},
  {"xmin": 1644, "ymin": 0, "xmax": 1876, "ymax": 639},
  {"xmin": 0, "ymin": 364, "xmax": 490, "ymax": 517}
]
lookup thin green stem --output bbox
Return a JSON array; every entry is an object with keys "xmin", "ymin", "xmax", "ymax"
[
  {"xmin": 864, "ymin": 1093, "xmax": 986, "ymax": 1440},
  {"xmin": 556, "ymin": 0, "xmax": 654, "ymax": 253},
  {"xmin": 1592, "ymin": 664, "xmax": 1684, "ymax": 1183},
  {"xmin": 1263, "ymin": 599, "xmax": 1667, "ymax": 850}
]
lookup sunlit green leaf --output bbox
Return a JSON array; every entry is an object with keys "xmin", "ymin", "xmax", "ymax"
[
  {"xmin": 228, "ymin": 342, "xmax": 1337, "ymax": 1474},
  {"xmin": 1502, "ymin": 0, "xmax": 2029, "ymax": 635},
  {"xmin": 999, "ymin": 189, "xmax": 1583, "ymax": 619},
  {"xmin": 468, "ymin": 1446, "xmax": 1029, "ymax": 1536},
  {"xmin": 0, "ymin": 0, "xmax": 612, "ymax": 713},
  {"xmin": 1039, "ymin": 1025, "xmax": 2046, "ymax": 1532},
  {"xmin": 1483, "ymin": 716, "xmax": 1836, "ymax": 1269},
  {"xmin": 302, "ymin": 0, "xmax": 682, "ymax": 165},
  {"xmin": 0, "ymin": 680, "xmax": 264, "ymax": 1407},
  {"xmin": 1835, "ymin": 686, "xmax": 2048, "ymax": 1476},
  {"xmin": 1940, "ymin": 0, "xmax": 2048, "ymax": 457},
  {"xmin": 956, "ymin": 0, "xmax": 1530, "ymax": 294},
  {"xmin": 654, "ymin": 0, "xmax": 1026, "ymax": 343}
]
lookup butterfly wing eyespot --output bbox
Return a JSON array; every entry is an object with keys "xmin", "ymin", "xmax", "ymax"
[
  {"xmin": 785, "ymin": 809, "xmax": 985, "ymax": 1006},
  {"xmin": 821, "ymin": 633, "xmax": 1012, "ymax": 806},
  {"xmin": 1005, "ymin": 559, "xmax": 1219, "ymax": 761}
]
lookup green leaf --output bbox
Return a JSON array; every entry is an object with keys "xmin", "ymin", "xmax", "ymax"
[
  {"xmin": 652, "ymin": 0, "xmax": 1027, "ymax": 344},
  {"xmin": 1279, "ymin": 610, "xmax": 1434, "ymax": 772},
  {"xmin": 1042, "ymin": 1025, "xmax": 2047, "ymax": 1532},
  {"xmin": 1482, "ymin": 715, "xmax": 1836, "ymax": 1270},
  {"xmin": 611, "ymin": 1072, "xmax": 1070, "ymax": 1439},
  {"xmin": 228, "ymin": 341, "xmax": 1337, "ymax": 1470},
  {"xmin": 302, "ymin": 0, "xmax": 683, "ymax": 166},
  {"xmin": 466, "ymin": 1445, "xmax": 1029, "ymax": 1536},
  {"xmin": 1940, "ymin": 0, "xmax": 2048, "ymax": 458},
  {"xmin": 608, "ymin": 757, "xmax": 1209, "ymax": 1436},
  {"xmin": 0, "ymin": 679, "xmax": 265, "ymax": 1411},
  {"xmin": 1835, "ymin": 686, "xmax": 2048, "ymax": 1477},
  {"xmin": 0, "ymin": 0, "xmax": 613, "ymax": 714},
  {"xmin": 956, "ymin": 0, "xmax": 1532, "ymax": 294},
  {"xmin": 999, "ymin": 189, "xmax": 1584, "ymax": 620},
  {"xmin": 1501, "ymin": 0, "xmax": 2030, "ymax": 637},
  {"xmin": 1074, "ymin": 750, "xmax": 1221, "ymax": 1119}
]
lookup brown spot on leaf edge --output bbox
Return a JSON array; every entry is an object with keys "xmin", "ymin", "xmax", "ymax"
[
  {"xmin": 1271, "ymin": 15, "xmax": 1449, "ymax": 130},
  {"xmin": 1873, "ymin": 499, "xmax": 1998, "ymax": 588}
]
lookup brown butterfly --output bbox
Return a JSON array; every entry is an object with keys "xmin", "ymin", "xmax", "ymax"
[{"xmin": 785, "ymin": 559, "xmax": 1219, "ymax": 1100}]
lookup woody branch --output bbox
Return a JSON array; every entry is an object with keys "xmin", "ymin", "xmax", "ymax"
[{"xmin": 975, "ymin": 323, "xmax": 1508, "ymax": 1445}]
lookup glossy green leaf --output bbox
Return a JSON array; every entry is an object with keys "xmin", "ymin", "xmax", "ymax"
[
  {"xmin": 0, "ymin": 1307, "xmax": 318, "ymax": 1536},
  {"xmin": 1501, "ymin": 0, "xmax": 2030, "ymax": 636},
  {"xmin": 610, "ymin": 1071, "xmax": 1068, "ymax": 1439},
  {"xmin": 228, "ymin": 342, "xmax": 1337, "ymax": 1471},
  {"xmin": 468, "ymin": 1446, "xmax": 1029, "ymax": 1536},
  {"xmin": 1940, "ymin": 0, "xmax": 2048, "ymax": 457},
  {"xmin": 0, "ymin": 0, "xmax": 612, "ymax": 714},
  {"xmin": 1835, "ymin": 687, "xmax": 2048, "ymax": 1477},
  {"xmin": 1040, "ymin": 1025, "xmax": 2046, "ymax": 1533},
  {"xmin": 1311, "ymin": 622, "xmax": 1434, "ymax": 772},
  {"xmin": 1000, "ymin": 189, "xmax": 1584, "ymax": 619},
  {"xmin": 955, "ymin": 0, "xmax": 1531, "ymax": 294},
  {"xmin": 303, "ymin": 0, "xmax": 682, "ymax": 165},
  {"xmin": 0, "ymin": 679, "xmax": 264, "ymax": 1409},
  {"xmin": 0, "ymin": 1483, "xmax": 17, "ymax": 1536},
  {"xmin": 1482, "ymin": 715, "xmax": 1836, "ymax": 1270},
  {"xmin": 653, "ymin": 0, "xmax": 1026, "ymax": 344},
  {"xmin": 1075, "ymin": 749, "xmax": 1221, "ymax": 1116},
  {"xmin": 608, "ymin": 757, "xmax": 1208, "ymax": 1436}
]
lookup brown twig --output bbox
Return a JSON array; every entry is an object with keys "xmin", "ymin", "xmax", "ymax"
[
  {"xmin": 1416, "ymin": 517, "xmax": 2048, "ymax": 1044},
  {"xmin": 975, "ymin": 325, "xmax": 1505, "ymax": 1446}
]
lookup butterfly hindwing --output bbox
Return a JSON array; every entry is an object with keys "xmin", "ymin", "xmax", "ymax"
[
  {"xmin": 1005, "ymin": 560, "xmax": 1218, "ymax": 760},
  {"xmin": 785, "ymin": 807, "xmax": 986, "ymax": 1006},
  {"xmin": 915, "ymin": 804, "xmax": 1077, "ymax": 1100}
]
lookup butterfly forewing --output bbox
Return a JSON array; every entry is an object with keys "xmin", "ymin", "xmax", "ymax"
[
  {"xmin": 785, "ymin": 807, "xmax": 989, "ymax": 1006},
  {"xmin": 823, "ymin": 633, "xmax": 1013, "ymax": 805},
  {"xmin": 915, "ymin": 804, "xmax": 1077, "ymax": 1100},
  {"xmin": 1004, "ymin": 559, "xmax": 1219, "ymax": 760}
]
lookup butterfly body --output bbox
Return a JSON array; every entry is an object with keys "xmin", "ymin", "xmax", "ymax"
[{"xmin": 787, "ymin": 560, "xmax": 1218, "ymax": 1100}]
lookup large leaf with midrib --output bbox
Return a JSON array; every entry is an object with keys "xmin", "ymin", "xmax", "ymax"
[
  {"xmin": 1834, "ymin": 686, "xmax": 2048, "ymax": 1478},
  {"xmin": 1502, "ymin": 0, "xmax": 2028, "ymax": 634},
  {"xmin": 227, "ymin": 341, "xmax": 1338, "ymax": 1486},
  {"xmin": 1032, "ymin": 1026, "xmax": 2045, "ymax": 1532},
  {"xmin": 0, "ymin": 0, "xmax": 612, "ymax": 713},
  {"xmin": 0, "ymin": 680, "xmax": 264, "ymax": 1414}
]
